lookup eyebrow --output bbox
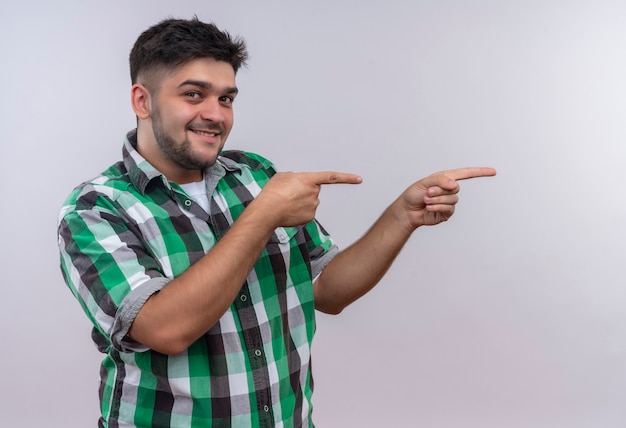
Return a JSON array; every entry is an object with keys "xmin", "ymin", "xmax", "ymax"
[{"xmin": 178, "ymin": 79, "xmax": 239, "ymax": 94}]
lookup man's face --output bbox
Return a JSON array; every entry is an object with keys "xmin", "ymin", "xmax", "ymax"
[{"xmin": 146, "ymin": 57, "xmax": 238, "ymax": 182}]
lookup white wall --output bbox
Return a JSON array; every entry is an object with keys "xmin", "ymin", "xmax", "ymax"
[{"xmin": 1, "ymin": 0, "xmax": 625, "ymax": 426}]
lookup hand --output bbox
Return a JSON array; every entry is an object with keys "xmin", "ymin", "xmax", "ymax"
[
  {"xmin": 399, "ymin": 167, "xmax": 496, "ymax": 229},
  {"xmin": 256, "ymin": 171, "xmax": 363, "ymax": 227}
]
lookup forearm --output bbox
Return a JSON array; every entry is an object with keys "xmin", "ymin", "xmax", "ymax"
[
  {"xmin": 313, "ymin": 200, "xmax": 414, "ymax": 314},
  {"xmin": 129, "ymin": 198, "xmax": 278, "ymax": 354},
  {"xmin": 313, "ymin": 166, "xmax": 497, "ymax": 314}
]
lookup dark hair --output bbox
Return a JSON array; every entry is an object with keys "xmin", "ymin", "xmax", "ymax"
[{"xmin": 129, "ymin": 17, "xmax": 248, "ymax": 85}]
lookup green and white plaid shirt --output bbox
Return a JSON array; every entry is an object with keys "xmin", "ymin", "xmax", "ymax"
[{"xmin": 58, "ymin": 130, "xmax": 338, "ymax": 427}]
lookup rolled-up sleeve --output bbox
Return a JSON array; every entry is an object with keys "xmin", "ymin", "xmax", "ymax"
[
  {"xmin": 111, "ymin": 276, "xmax": 169, "ymax": 352},
  {"xmin": 304, "ymin": 219, "xmax": 339, "ymax": 279}
]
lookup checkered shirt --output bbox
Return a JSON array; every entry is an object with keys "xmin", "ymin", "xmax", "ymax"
[{"xmin": 57, "ymin": 130, "xmax": 338, "ymax": 427}]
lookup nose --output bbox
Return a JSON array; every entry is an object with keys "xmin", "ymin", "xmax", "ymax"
[{"xmin": 200, "ymin": 98, "xmax": 227, "ymax": 122}]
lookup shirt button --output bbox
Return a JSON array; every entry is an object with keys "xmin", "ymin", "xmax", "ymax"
[
  {"xmin": 184, "ymin": 199, "xmax": 192, "ymax": 207},
  {"xmin": 263, "ymin": 405, "xmax": 269, "ymax": 412},
  {"xmin": 254, "ymin": 349, "xmax": 262, "ymax": 357},
  {"xmin": 240, "ymin": 295, "xmax": 247, "ymax": 302}
]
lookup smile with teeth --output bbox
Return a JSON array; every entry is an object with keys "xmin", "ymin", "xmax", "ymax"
[{"xmin": 192, "ymin": 129, "xmax": 219, "ymax": 137}]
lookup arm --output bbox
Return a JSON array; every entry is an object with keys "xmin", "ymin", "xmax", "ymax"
[
  {"xmin": 129, "ymin": 171, "xmax": 362, "ymax": 354},
  {"xmin": 313, "ymin": 167, "xmax": 496, "ymax": 314}
]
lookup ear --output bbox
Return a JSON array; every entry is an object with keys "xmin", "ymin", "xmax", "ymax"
[{"xmin": 130, "ymin": 84, "xmax": 152, "ymax": 120}]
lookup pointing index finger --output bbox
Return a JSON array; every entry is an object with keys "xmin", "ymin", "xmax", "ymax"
[
  {"xmin": 444, "ymin": 167, "xmax": 497, "ymax": 181},
  {"xmin": 301, "ymin": 171, "xmax": 363, "ymax": 185}
]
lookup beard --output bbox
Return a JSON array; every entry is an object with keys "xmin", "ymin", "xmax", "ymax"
[{"xmin": 151, "ymin": 106, "xmax": 224, "ymax": 171}]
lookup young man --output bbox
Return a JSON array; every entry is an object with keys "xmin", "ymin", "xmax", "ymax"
[{"xmin": 58, "ymin": 17, "xmax": 496, "ymax": 427}]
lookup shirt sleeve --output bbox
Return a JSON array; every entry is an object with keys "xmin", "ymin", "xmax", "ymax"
[
  {"xmin": 58, "ymin": 189, "xmax": 169, "ymax": 353},
  {"xmin": 303, "ymin": 219, "xmax": 339, "ymax": 279}
]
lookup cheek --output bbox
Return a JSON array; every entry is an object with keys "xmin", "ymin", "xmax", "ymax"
[
  {"xmin": 162, "ymin": 106, "xmax": 196, "ymax": 131},
  {"xmin": 224, "ymin": 111, "xmax": 235, "ymax": 130}
]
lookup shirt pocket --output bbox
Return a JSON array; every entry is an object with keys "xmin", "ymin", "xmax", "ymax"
[{"xmin": 267, "ymin": 226, "xmax": 312, "ymax": 285}]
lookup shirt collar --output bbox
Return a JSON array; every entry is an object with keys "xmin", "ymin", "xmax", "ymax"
[{"xmin": 122, "ymin": 129, "xmax": 242, "ymax": 194}]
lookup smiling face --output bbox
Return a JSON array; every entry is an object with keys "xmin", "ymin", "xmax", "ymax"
[{"xmin": 132, "ymin": 57, "xmax": 238, "ymax": 183}]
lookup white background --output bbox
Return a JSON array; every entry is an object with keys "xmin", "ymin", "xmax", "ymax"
[{"xmin": 1, "ymin": 0, "xmax": 625, "ymax": 427}]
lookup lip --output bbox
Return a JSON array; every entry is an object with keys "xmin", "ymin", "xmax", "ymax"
[{"xmin": 189, "ymin": 128, "xmax": 221, "ymax": 144}]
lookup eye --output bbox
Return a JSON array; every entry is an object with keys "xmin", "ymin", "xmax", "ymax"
[
  {"xmin": 219, "ymin": 95, "xmax": 234, "ymax": 105},
  {"xmin": 184, "ymin": 91, "xmax": 203, "ymax": 100}
]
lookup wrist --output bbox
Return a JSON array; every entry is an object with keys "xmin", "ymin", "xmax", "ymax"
[{"xmin": 384, "ymin": 200, "xmax": 419, "ymax": 237}]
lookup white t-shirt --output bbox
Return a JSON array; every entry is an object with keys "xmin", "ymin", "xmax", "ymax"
[{"xmin": 180, "ymin": 180, "xmax": 210, "ymax": 212}]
